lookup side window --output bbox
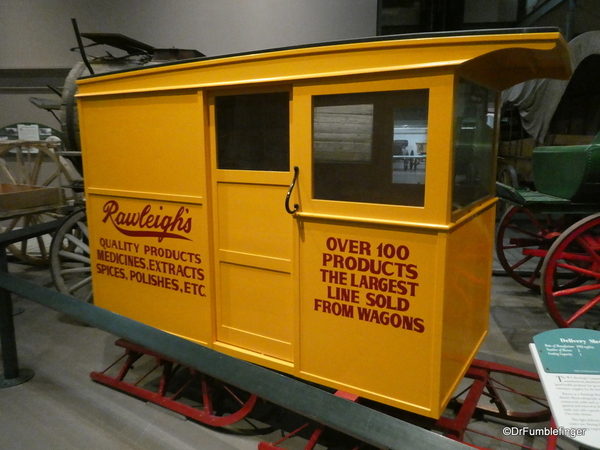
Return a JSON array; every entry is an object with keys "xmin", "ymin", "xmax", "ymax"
[
  {"xmin": 216, "ymin": 92, "xmax": 290, "ymax": 171},
  {"xmin": 313, "ymin": 89, "xmax": 429, "ymax": 207},
  {"xmin": 452, "ymin": 79, "xmax": 495, "ymax": 210}
]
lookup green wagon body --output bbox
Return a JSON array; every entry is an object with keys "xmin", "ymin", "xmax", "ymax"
[
  {"xmin": 495, "ymin": 132, "xmax": 600, "ymax": 331},
  {"xmin": 532, "ymin": 133, "xmax": 600, "ymax": 203}
]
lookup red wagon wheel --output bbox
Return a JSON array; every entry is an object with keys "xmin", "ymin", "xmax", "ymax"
[
  {"xmin": 495, "ymin": 206, "xmax": 568, "ymax": 291},
  {"xmin": 541, "ymin": 213, "xmax": 600, "ymax": 328}
]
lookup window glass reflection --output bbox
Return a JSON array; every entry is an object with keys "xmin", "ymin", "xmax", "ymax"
[{"xmin": 313, "ymin": 89, "xmax": 429, "ymax": 207}]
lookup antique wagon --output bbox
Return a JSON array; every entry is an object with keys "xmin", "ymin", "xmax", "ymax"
[
  {"xmin": 67, "ymin": 28, "xmax": 571, "ymax": 422},
  {"xmin": 496, "ymin": 134, "xmax": 600, "ymax": 329}
]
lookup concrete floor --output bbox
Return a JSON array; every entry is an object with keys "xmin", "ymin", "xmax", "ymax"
[{"xmin": 0, "ymin": 257, "xmax": 589, "ymax": 450}]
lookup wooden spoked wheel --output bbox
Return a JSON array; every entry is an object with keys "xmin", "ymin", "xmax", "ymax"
[
  {"xmin": 495, "ymin": 206, "xmax": 569, "ymax": 291},
  {"xmin": 1, "ymin": 212, "xmax": 57, "ymax": 265},
  {"xmin": 0, "ymin": 142, "xmax": 77, "ymax": 265},
  {"xmin": 50, "ymin": 209, "xmax": 92, "ymax": 303},
  {"xmin": 541, "ymin": 213, "xmax": 600, "ymax": 328}
]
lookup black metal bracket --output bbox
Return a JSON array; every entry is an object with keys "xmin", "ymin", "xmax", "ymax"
[{"xmin": 71, "ymin": 18, "xmax": 95, "ymax": 75}]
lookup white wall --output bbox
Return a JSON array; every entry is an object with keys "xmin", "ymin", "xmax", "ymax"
[{"xmin": 0, "ymin": 0, "xmax": 377, "ymax": 127}]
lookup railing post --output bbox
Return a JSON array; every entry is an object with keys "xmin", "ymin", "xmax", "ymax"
[{"xmin": 0, "ymin": 243, "xmax": 34, "ymax": 387}]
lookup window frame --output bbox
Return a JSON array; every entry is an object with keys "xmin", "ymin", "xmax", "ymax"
[{"xmin": 292, "ymin": 74, "xmax": 456, "ymax": 228}]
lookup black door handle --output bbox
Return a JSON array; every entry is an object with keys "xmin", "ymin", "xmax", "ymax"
[{"xmin": 285, "ymin": 166, "xmax": 299, "ymax": 215}]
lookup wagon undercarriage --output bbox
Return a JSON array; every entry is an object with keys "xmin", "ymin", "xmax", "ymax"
[{"xmin": 88, "ymin": 338, "xmax": 556, "ymax": 450}]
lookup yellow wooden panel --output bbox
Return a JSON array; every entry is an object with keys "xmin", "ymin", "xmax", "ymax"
[
  {"xmin": 438, "ymin": 203, "xmax": 496, "ymax": 406},
  {"xmin": 87, "ymin": 194, "xmax": 213, "ymax": 345},
  {"xmin": 80, "ymin": 91, "xmax": 204, "ymax": 198},
  {"xmin": 217, "ymin": 262, "xmax": 293, "ymax": 361},
  {"xmin": 217, "ymin": 182, "xmax": 292, "ymax": 260},
  {"xmin": 298, "ymin": 220, "xmax": 441, "ymax": 416}
]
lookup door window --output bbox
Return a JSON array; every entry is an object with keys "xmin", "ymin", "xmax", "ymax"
[{"xmin": 216, "ymin": 92, "xmax": 290, "ymax": 171}]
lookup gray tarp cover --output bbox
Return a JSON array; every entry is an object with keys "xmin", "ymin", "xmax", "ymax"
[{"xmin": 502, "ymin": 31, "xmax": 600, "ymax": 143}]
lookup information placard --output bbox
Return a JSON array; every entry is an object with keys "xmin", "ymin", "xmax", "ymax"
[
  {"xmin": 530, "ymin": 329, "xmax": 600, "ymax": 449},
  {"xmin": 534, "ymin": 328, "xmax": 600, "ymax": 374},
  {"xmin": 17, "ymin": 124, "xmax": 40, "ymax": 141}
]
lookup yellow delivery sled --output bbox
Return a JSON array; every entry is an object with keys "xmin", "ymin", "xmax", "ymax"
[{"xmin": 76, "ymin": 29, "xmax": 570, "ymax": 418}]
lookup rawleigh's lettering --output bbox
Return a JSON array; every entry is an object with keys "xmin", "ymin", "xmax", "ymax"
[{"xmin": 102, "ymin": 200, "xmax": 192, "ymax": 242}]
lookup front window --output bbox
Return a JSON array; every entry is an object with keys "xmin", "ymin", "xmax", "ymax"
[
  {"xmin": 313, "ymin": 89, "xmax": 429, "ymax": 207},
  {"xmin": 452, "ymin": 79, "xmax": 496, "ymax": 210}
]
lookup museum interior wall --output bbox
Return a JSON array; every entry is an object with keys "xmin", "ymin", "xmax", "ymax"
[{"xmin": 0, "ymin": 0, "xmax": 377, "ymax": 128}]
